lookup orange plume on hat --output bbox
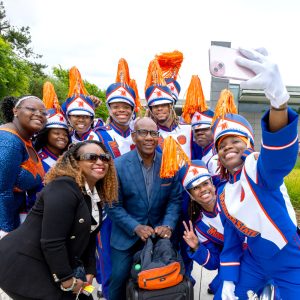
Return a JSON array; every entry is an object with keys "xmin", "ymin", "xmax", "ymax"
[
  {"xmin": 212, "ymin": 89, "xmax": 237, "ymax": 124},
  {"xmin": 144, "ymin": 59, "xmax": 167, "ymax": 92},
  {"xmin": 42, "ymin": 81, "xmax": 61, "ymax": 110},
  {"xmin": 115, "ymin": 58, "xmax": 131, "ymax": 85},
  {"xmin": 156, "ymin": 50, "xmax": 183, "ymax": 80},
  {"xmin": 182, "ymin": 75, "xmax": 207, "ymax": 124},
  {"xmin": 160, "ymin": 136, "xmax": 190, "ymax": 178},
  {"xmin": 67, "ymin": 66, "xmax": 89, "ymax": 98},
  {"xmin": 129, "ymin": 79, "xmax": 142, "ymax": 112}
]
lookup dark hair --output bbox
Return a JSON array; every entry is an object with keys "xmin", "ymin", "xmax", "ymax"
[
  {"xmin": 0, "ymin": 96, "xmax": 18, "ymax": 123},
  {"xmin": 188, "ymin": 200, "xmax": 202, "ymax": 223},
  {"xmin": 45, "ymin": 140, "xmax": 118, "ymax": 205},
  {"xmin": 187, "ymin": 178, "xmax": 215, "ymax": 223},
  {"xmin": 33, "ymin": 127, "xmax": 70, "ymax": 153}
]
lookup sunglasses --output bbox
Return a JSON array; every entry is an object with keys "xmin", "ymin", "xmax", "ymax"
[
  {"xmin": 76, "ymin": 153, "xmax": 111, "ymax": 163},
  {"xmin": 131, "ymin": 129, "xmax": 160, "ymax": 138}
]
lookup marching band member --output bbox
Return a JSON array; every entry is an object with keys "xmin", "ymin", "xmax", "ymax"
[
  {"xmin": 62, "ymin": 66, "xmax": 103, "ymax": 143},
  {"xmin": 35, "ymin": 82, "xmax": 69, "ymax": 173},
  {"xmin": 212, "ymin": 48, "xmax": 300, "ymax": 299}
]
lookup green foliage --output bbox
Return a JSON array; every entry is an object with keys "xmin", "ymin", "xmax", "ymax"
[
  {"xmin": 0, "ymin": 1, "xmax": 42, "ymax": 60},
  {"xmin": 285, "ymin": 167, "xmax": 300, "ymax": 211},
  {"xmin": 0, "ymin": 2, "xmax": 109, "ymax": 120},
  {"xmin": 0, "ymin": 37, "xmax": 32, "ymax": 97}
]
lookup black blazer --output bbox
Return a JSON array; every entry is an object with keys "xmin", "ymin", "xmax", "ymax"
[{"xmin": 0, "ymin": 176, "xmax": 101, "ymax": 299}]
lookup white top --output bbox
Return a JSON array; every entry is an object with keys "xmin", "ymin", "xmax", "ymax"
[{"xmin": 84, "ymin": 182, "xmax": 101, "ymax": 232}]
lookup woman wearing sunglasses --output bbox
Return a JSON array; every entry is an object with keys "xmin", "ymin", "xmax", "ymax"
[
  {"xmin": 0, "ymin": 95, "xmax": 47, "ymax": 239},
  {"xmin": 0, "ymin": 140, "xmax": 118, "ymax": 299}
]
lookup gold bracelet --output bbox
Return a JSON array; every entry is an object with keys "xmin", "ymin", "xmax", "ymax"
[{"xmin": 60, "ymin": 277, "xmax": 77, "ymax": 292}]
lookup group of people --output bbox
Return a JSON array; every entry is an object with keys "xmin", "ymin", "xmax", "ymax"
[{"xmin": 0, "ymin": 47, "xmax": 299, "ymax": 300}]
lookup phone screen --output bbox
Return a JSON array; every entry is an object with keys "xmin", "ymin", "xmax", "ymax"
[{"xmin": 209, "ymin": 46, "xmax": 255, "ymax": 81}]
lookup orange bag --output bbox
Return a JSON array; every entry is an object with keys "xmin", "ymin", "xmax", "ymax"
[{"xmin": 137, "ymin": 261, "xmax": 183, "ymax": 290}]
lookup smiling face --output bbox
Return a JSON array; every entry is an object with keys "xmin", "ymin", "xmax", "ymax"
[
  {"xmin": 68, "ymin": 114, "xmax": 93, "ymax": 135},
  {"xmin": 109, "ymin": 102, "xmax": 133, "ymax": 125},
  {"xmin": 77, "ymin": 143, "xmax": 109, "ymax": 188},
  {"xmin": 14, "ymin": 97, "xmax": 47, "ymax": 134},
  {"xmin": 189, "ymin": 178, "xmax": 216, "ymax": 210},
  {"xmin": 218, "ymin": 135, "xmax": 247, "ymax": 174},
  {"xmin": 131, "ymin": 118, "xmax": 159, "ymax": 158},
  {"xmin": 193, "ymin": 127, "xmax": 214, "ymax": 148},
  {"xmin": 47, "ymin": 128, "xmax": 69, "ymax": 153},
  {"xmin": 150, "ymin": 103, "xmax": 172, "ymax": 124}
]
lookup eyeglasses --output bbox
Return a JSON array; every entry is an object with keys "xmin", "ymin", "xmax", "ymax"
[
  {"xmin": 18, "ymin": 106, "xmax": 49, "ymax": 117},
  {"xmin": 131, "ymin": 129, "xmax": 160, "ymax": 138},
  {"xmin": 76, "ymin": 153, "xmax": 111, "ymax": 163}
]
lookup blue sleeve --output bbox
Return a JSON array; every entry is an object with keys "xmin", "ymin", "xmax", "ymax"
[
  {"xmin": 258, "ymin": 108, "xmax": 299, "ymax": 189},
  {"xmin": 0, "ymin": 133, "xmax": 24, "ymax": 231},
  {"xmin": 219, "ymin": 217, "xmax": 243, "ymax": 283},
  {"xmin": 161, "ymin": 173, "xmax": 182, "ymax": 229},
  {"xmin": 106, "ymin": 168, "xmax": 140, "ymax": 236},
  {"xmin": 188, "ymin": 240, "xmax": 221, "ymax": 270},
  {"xmin": 191, "ymin": 140, "xmax": 203, "ymax": 160}
]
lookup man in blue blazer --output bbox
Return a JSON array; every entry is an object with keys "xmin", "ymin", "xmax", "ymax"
[{"xmin": 107, "ymin": 117, "xmax": 182, "ymax": 300}]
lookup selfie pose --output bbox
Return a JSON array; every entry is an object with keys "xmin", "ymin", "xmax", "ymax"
[
  {"xmin": 212, "ymin": 48, "xmax": 300, "ymax": 299},
  {"xmin": 0, "ymin": 140, "xmax": 118, "ymax": 300}
]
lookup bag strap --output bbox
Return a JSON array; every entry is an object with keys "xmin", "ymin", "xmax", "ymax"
[{"xmin": 140, "ymin": 237, "xmax": 154, "ymax": 269}]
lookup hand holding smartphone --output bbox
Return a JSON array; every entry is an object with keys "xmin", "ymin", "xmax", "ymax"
[{"xmin": 209, "ymin": 46, "xmax": 256, "ymax": 80}]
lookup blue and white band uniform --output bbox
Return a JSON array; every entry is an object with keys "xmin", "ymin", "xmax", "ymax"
[
  {"xmin": 158, "ymin": 123, "xmax": 193, "ymax": 159},
  {"xmin": 95, "ymin": 123, "xmax": 134, "ymax": 159},
  {"xmin": 218, "ymin": 108, "xmax": 300, "ymax": 296}
]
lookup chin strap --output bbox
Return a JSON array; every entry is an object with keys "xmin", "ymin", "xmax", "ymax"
[
  {"xmin": 149, "ymin": 104, "xmax": 174, "ymax": 128},
  {"xmin": 107, "ymin": 105, "xmax": 135, "ymax": 127}
]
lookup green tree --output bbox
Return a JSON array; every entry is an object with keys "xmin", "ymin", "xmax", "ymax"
[{"xmin": 0, "ymin": 37, "xmax": 31, "ymax": 97}]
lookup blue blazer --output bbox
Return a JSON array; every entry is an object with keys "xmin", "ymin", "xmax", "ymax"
[{"xmin": 107, "ymin": 149, "xmax": 182, "ymax": 251}]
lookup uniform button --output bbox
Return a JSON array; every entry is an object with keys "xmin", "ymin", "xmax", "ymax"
[
  {"xmin": 79, "ymin": 218, "xmax": 85, "ymax": 223},
  {"xmin": 53, "ymin": 273, "xmax": 59, "ymax": 282},
  {"xmin": 70, "ymin": 236, "xmax": 76, "ymax": 239}
]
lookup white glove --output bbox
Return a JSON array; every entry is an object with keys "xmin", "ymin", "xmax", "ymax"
[
  {"xmin": 0, "ymin": 230, "xmax": 8, "ymax": 239},
  {"xmin": 236, "ymin": 47, "xmax": 289, "ymax": 108},
  {"xmin": 222, "ymin": 281, "xmax": 238, "ymax": 300}
]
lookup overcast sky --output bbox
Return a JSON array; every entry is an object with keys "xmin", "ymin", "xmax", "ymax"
[{"xmin": 4, "ymin": 0, "xmax": 300, "ymax": 101}]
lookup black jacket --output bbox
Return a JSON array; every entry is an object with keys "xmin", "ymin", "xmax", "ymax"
[{"xmin": 0, "ymin": 176, "xmax": 101, "ymax": 299}]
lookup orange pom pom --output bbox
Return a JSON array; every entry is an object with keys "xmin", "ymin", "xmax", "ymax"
[
  {"xmin": 182, "ymin": 75, "xmax": 207, "ymax": 123},
  {"xmin": 160, "ymin": 136, "xmax": 190, "ymax": 178},
  {"xmin": 144, "ymin": 59, "xmax": 167, "ymax": 92},
  {"xmin": 42, "ymin": 81, "xmax": 60, "ymax": 111},
  {"xmin": 68, "ymin": 66, "xmax": 89, "ymax": 98},
  {"xmin": 156, "ymin": 50, "xmax": 184, "ymax": 80},
  {"xmin": 115, "ymin": 58, "xmax": 131, "ymax": 85},
  {"xmin": 212, "ymin": 89, "xmax": 237, "ymax": 124},
  {"xmin": 129, "ymin": 79, "xmax": 142, "ymax": 112}
]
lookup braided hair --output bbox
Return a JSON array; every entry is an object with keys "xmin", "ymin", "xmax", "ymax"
[{"xmin": 45, "ymin": 140, "xmax": 118, "ymax": 205}]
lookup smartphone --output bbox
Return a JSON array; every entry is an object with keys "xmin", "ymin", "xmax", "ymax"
[{"xmin": 209, "ymin": 45, "xmax": 255, "ymax": 81}]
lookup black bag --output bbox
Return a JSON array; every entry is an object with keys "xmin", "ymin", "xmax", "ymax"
[
  {"xmin": 126, "ymin": 276, "xmax": 194, "ymax": 300},
  {"xmin": 130, "ymin": 235, "xmax": 185, "ymax": 290}
]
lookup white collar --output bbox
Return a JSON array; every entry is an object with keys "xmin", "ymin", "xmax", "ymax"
[{"xmin": 84, "ymin": 182, "xmax": 100, "ymax": 203}]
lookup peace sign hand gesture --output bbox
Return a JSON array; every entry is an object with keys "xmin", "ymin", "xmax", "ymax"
[{"xmin": 182, "ymin": 220, "xmax": 199, "ymax": 251}]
